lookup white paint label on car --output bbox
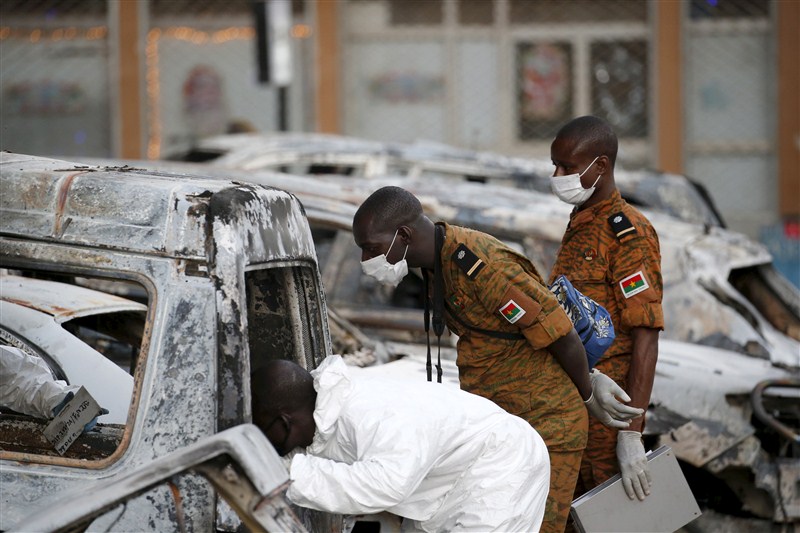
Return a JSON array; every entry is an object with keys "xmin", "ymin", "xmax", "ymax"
[{"xmin": 44, "ymin": 387, "xmax": 103, "ymax": 455}]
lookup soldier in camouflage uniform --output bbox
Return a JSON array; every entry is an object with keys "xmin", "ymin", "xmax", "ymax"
[
  {"xmin": 352, "ymin": 186, "xmax": 642, "ymax": 533},
  {"xmin": 549, "ymin": 116, "xmax": 663, "ymax": 503}
]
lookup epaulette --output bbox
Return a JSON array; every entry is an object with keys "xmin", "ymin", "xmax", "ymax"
[
  {"xmin": 452, "ymin": 244, "xmax": 485, "ymax": 279},
  {"xmin": 608, "ymin": 212, "xmax": 637, "ymax": 240}
]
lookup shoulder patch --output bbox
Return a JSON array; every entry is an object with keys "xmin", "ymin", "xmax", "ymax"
[
  {"xmin": 452, "ymin": 244, "xmax": 485, "ymax": 279},
  {"xmin": 608, "ymin": 212, "xmax": 637, "ymax": 239},
  {"xmin": 619, "ymin": 270, "xmax": 649, "ymax": 298}
]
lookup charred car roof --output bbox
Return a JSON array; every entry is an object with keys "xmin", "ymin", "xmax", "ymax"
[{"xmin": 0, "ymin": 152, "xmax": 316, "ymax": 263}]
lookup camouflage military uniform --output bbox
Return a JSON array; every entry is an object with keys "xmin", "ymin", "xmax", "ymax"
[
  {"xmin": 437, "ymin": 223, "xmax": 588, "ymax": 533},
  {"xmin": 549, "ymin": 189, "xmax": 663, "ymax": 494}
]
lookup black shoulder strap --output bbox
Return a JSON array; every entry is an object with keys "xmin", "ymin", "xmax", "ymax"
[
  {"xmin": 608, "ymin": 212, "xmax": 637, "ymax": 240},
  {"xmin": 452, "ymin": 243, "xmax": 485, "ymax": 279},
  {"xmin": 422, "ymin": 269, "xmax": 433, "ymax": 382},
  {"xmin": 422, "ymin": 224, "xmax": 446, "ymax": 383},
  {"xmin": 432, "ymin": 224, "xmax": 445, "ymax": 338}
]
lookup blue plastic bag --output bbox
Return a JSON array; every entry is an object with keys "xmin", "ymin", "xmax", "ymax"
[{"xmin": 549, "ymin": 275, "xmax": 615, "ymax": 369}]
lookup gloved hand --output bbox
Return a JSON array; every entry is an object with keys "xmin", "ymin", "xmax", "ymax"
[
  {"xmin": 584, "ymin": 369, "xmax": 644, "ymax": 429},
  {"xmin": 617, "ymin": 430, "xmax": 651, "ymax": 500},
  {"xmin": 52, "ymin": 391, "xmax": 109, "ymax": 433}
]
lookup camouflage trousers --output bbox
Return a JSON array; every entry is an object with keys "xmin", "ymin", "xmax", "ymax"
[{"xmin": 540, "ymin": 448, "xmax": 585, "ymax": 533}]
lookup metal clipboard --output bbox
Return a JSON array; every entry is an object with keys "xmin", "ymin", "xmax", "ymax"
[{"xmin": 570, "ymin": 446, "xmax": 702, "ymax": 533}]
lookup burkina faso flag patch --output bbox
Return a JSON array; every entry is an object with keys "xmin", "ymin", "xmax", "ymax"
[
  {"xmin": 499, "ymin": 299, "xmax": 526, "ymax": 324},
  {"xmin": 620, "ymin": 271, "xmax": 649, "ymax": 298}
]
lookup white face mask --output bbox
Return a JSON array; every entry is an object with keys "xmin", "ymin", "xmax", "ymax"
[
  {"xmin": 551, "ymin": 156, "xmax": 602, "ymax": 206},
  {"xmin": 360, "ymin": 229, "xmax": 409, "ymax": 287}
]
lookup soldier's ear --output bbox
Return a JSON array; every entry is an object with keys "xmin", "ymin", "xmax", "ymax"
[
  {"xmin": 397, "ymin": 225, "xmax": 413, "ymax": 245},
  {"xmin": 596, "ymin": 155, "xmax": 611, "ymax": 175}
]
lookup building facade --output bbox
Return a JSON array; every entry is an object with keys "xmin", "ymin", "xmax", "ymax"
[{"xmin": 0, "ymin": 0, "xmax": 797, "ymax": 241}]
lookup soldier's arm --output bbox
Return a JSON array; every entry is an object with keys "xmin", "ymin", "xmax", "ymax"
[
  {"xmin": 625, "ymin": 327, "xmax": 659, "ymax": 433},
  {"xmin": 547, "ymin": 329, "xmax": 592, "ymax": 400},
  {"xmin": 608, "ymin": 217, "xmax": 664, "ymax": 431}
]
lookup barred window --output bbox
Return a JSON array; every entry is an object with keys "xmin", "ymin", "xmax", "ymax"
[
  {"xmin": 458, "ymin": 0, "xmax": 494, "ymax": 25},
  {"xmin": 689, "ymin": 0, "xmax": 770, "ymax": 19},
  {"xmin": 390, "ymin": 0, "xmax": 444, "ymax": 25},
  {"xmin": 509, "ymin": 0, "xmax": 647, "ymax": 24},
  {"xmin": 591, "ymin": 40, "xmax": 649, "ymax": 138}
]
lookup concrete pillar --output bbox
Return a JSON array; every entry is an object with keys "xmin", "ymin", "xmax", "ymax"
[{"xmin": 655, "ymin": 0, "xmax": 683, "ymax": 174}]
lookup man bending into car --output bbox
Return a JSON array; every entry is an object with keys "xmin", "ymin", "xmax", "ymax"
[{"xmin": 252, "ymin": 355, "xmax": 550, "ymax": 532}]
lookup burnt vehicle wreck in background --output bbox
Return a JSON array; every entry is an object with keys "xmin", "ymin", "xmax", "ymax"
[{"xmin": 173, "ymin": 132, "xmax": 725, "ymax": 230}]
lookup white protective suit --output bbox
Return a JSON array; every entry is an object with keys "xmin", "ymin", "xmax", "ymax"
[
  {"xmin": 287, "ymin": 355, "xmax": 550, "ymax": 532},
  {"xmin": 0, "ymin": 345, "xmax": 78, "ymax": 418}
]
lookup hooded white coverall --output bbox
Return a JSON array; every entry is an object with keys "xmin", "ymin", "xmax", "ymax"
[
  {"xmin": 287, "ymin": 355, "xmax": 550, "ymax": 532},
  {"xmin": 0, "ymin": 345, "xmax": 78, "ymax": 418}
]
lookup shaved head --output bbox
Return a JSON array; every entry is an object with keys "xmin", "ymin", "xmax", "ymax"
[
  {"xmin": 251, "ymin": 359, "xmax": 317, "ymax": 454},
  {"xmin": 353, "ymin": 186, "xmax": 423, "ymax": 235},
  {"xmin": 251, "ymin": 359, "xmax": 315, "ymax": 418},
  {"xmin": 556, "ymin": 116, "xmax": 618, "ymax": 168},
  {"xmin": 352, "ymin": 186, "xmax": 436, "ymax": 270}
]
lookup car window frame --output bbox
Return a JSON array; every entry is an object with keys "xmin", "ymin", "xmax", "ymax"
[{"xmin": 0, "ymin": 259, "xmax": 157, "ymax": 469}]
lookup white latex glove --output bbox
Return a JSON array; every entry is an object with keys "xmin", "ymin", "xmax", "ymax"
[
  {"xmin": 584, "ymin": 369, "xmax": 644, "ymax": 429},
  {"xmin": 617, "ymin": 430, "xmax": 651, "ymax": 500}
]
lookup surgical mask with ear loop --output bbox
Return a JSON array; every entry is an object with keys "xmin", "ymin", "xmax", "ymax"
[
  {"xmin": 551, "ymin": 156, "xmax": 602, "ymax": 206},
  {"xmin": 361, "ymin": 229, "xmax": 409, "ymax": 287}
]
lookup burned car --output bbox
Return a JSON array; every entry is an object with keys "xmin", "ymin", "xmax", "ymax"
[
  {"xmin": 172, "ymin": 132, "xmax": 725, "ymax": 229},
  {"xmin": 0, "ymin": 153, "xmax": 339, "ymax": 532}
]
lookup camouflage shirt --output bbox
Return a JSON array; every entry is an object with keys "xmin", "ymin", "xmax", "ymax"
[
  {"xmin": 550, "ymin": 189, "xmax": 664, "ymax": 360},
  {"xmin": 437, "ymin": 223, "xmax": 587, "ymax": 452}
]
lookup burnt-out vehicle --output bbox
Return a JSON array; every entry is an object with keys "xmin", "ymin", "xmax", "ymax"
[
  {"xmin": 172, "ymin": 132, "xmax": 725, "ymax": 229},
  {"xmin": 0, "ymin": 153, "xmax": 339, "ymax": 532}
]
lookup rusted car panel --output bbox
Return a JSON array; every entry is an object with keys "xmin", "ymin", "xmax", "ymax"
[
  {"xmin": 399, "ymin": 139, "xmax": 724, "ymax": 228},
  {"xmin": 0, "ymin": 153, "xmax": 337, "ymax": 532},
  {"xmin": 171, "ymin": 132, "xmax": 402, "ymax": 177},
  {"xmin": 648, "ymin": 342, "xmax": 795, "ymax": 458},
  {"xmin": 9, "ymin": 424, "xmax": 306, "ymax": 533},
  {"xmin": 1, "ymin": 153, "xmax": 313, "ymax": 262},
  {"xmin": 0, "ymin": 274, "xmax": 147, "ymax": 321}
]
